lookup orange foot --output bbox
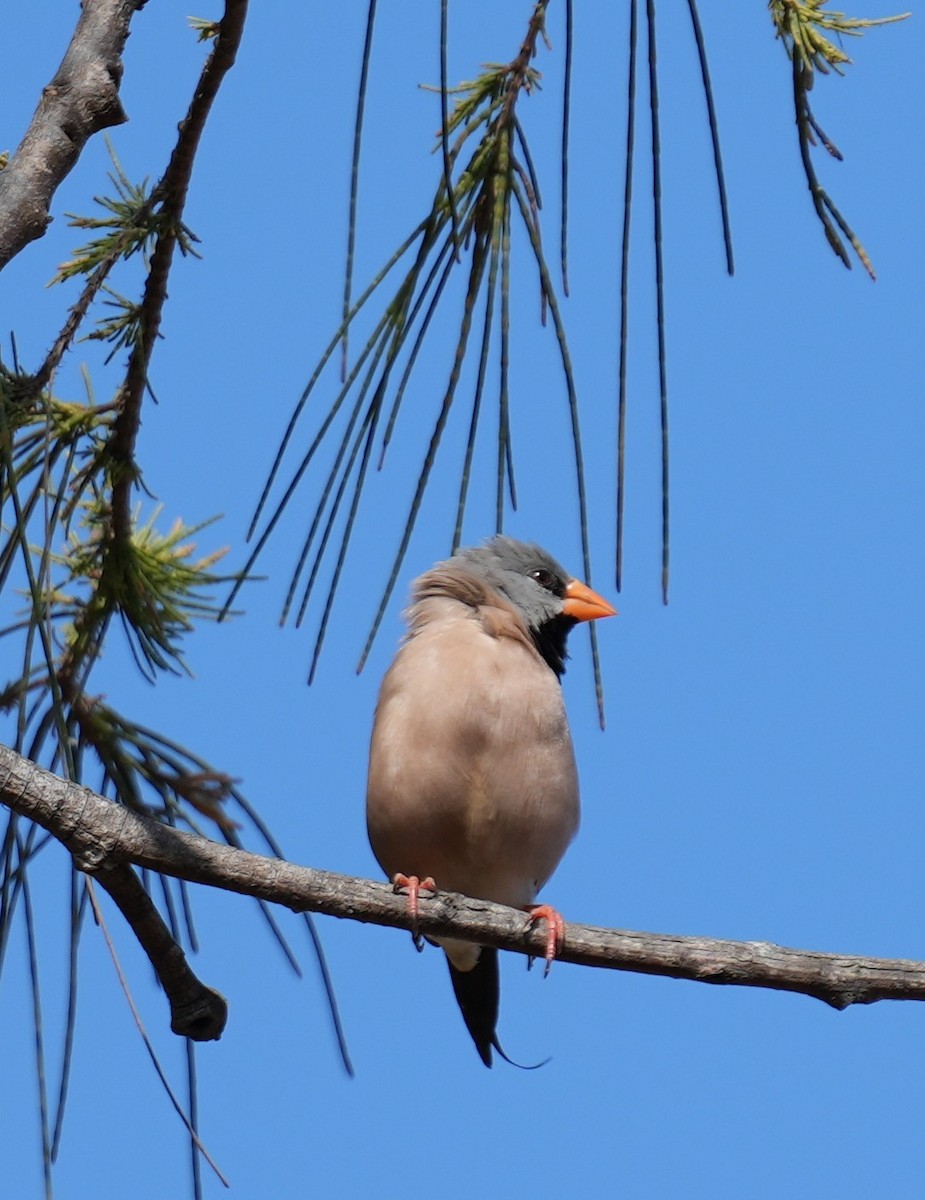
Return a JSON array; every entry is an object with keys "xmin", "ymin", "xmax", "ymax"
[
  {"xmin": 392, "ymin": 874, "xmax": 437, "ymax": 952},
  {"xmin": 524, "ymin": 903, "xmax": 566, "ymax": 977}
]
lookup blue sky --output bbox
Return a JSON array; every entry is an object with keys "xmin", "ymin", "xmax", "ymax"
[{"xmin": 2, "ymin": 3, "xmax": 924, "ymax": 1197}]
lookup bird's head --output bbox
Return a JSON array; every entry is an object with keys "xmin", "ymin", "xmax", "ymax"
[{"xmin": 450, "ymin": 536, "xmax": 616, "ymax": 676}]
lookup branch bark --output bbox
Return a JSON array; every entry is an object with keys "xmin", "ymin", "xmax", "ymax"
[
  {"xmin": 112, "ymin": 0, "xmax": 249, "ymax": 542},
  {"xmin": 0, "ymin": 0, "xmax": 146, "ymax": 271},
  {"xmin": 91, "ymin": 861, "xmax": 228, "ymax": 1040},
  {"xmin": 3, "ymin": 740, "xmax": 925, "ymax": 1024}
]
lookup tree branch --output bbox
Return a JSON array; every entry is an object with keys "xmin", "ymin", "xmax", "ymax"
[
  {"xmin": 91, "ymin": 862, "xmax": 228, "ymax": 1040},
  {"xmin": 112, "ymin": 0, "xmax": 249, "ymax": 543},
  {"xmin": 3, "ymin": 740, "xmax": 925, "ymax": 1022},
  {"xmin": 0, "ymin": 0, "xmax": 145, "ymax": 271}
]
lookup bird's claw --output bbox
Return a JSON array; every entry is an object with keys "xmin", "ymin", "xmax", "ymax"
[
  {"xmin": 524, "ymin": 903, "xmax": 566, "ymax": 977},
  {"xmin": 392, "ymin": 873, "xmax": 436, "ymax": 949}
]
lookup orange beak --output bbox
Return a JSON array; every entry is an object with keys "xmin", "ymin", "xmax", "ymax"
[{"xmin": 562, "ymin": 578, "xmax": 618, "ymax": 622}]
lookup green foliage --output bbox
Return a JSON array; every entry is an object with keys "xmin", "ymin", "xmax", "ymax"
[
  {"xmin": 61, "ymin": 506, "xmax": 231, "ymax": 678},
  {"xmin": 240, "ymin": 0, "xmax": 606, "ymax": 717},
  {"xmin": 1, "ymin": 13, "xmax": 357, "ymax": 1190},
  {"xmin": 51, "ymin": 163, "xmax": 156, "ymax": 283},
  {"xmin": 0, "ymin": 134, "xmax": 231, "ymax": 838},
  {"xmin": 770, "ymin": 0, "xmax": 909, "ymax": 75},
  {"xmin": 84, "ymin": 288, "xmax": 145, "ymax": 360},
  {"xmin": 768, "ymin": 1, "xmax": 910, "ymax": 277},
  {"xmin": 0, "ymin": 6, "xmax": 912, "ymax": 1189},
  {"xmin": 51, "ymin": 148, "xmax": 200, "ymax": 288},
  {"xmin": 188, "ymin": 16, "xmax": 221, "ymax": 43},
  {"xmin": 0, "ymin": 370, "xmax": 235, "ymax": 816}
]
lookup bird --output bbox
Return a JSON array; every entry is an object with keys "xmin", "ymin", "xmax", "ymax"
[{"xmin": 366, "ymin": 535, "xmax": 616, "ymax": 1066}]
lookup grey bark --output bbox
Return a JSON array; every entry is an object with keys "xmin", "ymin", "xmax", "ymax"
[
  {"xmin": 3, "ymin": 741, "xmax": 925, "ymax": 1031},
  {"xmin": 0, "ymin": 0, "xmax": 144, "ymax": 270}
]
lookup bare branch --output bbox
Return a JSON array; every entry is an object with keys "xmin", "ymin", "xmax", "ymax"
[
  {"xmin": 111, "ymin": 0, "xmax": 250, "ymax": 543},
  {"xmin": 3, "ymin": 742, "xmax": 925, "ymax": 1020},
  {"xmin": 0, "ymin": 0, "xmax": 145, "ymax": 270},
  {"xmin": 91, "ymin": 863, "xmax": 227, "ymax": 1040}
]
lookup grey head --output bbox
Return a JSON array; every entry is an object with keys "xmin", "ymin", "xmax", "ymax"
[{"xmin": 449, "ymin": 536, "xmax": 613, "ymax": 677}]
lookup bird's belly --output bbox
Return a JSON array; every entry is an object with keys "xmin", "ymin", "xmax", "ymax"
[{"xmin": 366, "ymin": 652, "xmax": 579, "ymax": 908}]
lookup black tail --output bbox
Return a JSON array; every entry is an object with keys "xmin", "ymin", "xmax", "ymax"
[
  {"xmin": 446, "ymin": 949, "xmax": 549, "ymax": 1070},
  {"xmin": 447, "ymin": 948, "xmax": 500, "ymax": 1067}
]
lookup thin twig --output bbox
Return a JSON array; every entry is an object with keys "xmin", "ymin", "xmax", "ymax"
[
  {"xmin": 86, "ymin": 880, "xmax": 229, "ymax": 1189},
  {"xmin": 646, "ymin": 0, "xmax": 670, "ymax": 605},
  {"xmin": 560, "ymin": 0, "xmax": 573, "ymax": 294},
  {"xmin": 686, "ymin": 0, "xmax": 734, "ymax": 275},
  {"xmin": 616, "ymin": 0, "xmax": 637, "ymax": 594},
  {"xmin": 440, "ymin": 0, "xmax": 462, "ymax": 260},
  {"xmin": 341, "ymin": 0, "xmax": 378, "ymax": 380},
  {"xmin": 110, "ymin": 0, "xmax": 250, "ymax": 544}
]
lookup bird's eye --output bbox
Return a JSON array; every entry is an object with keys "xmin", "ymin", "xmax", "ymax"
[{"xmin": 530, "ymin": 568, "xmax": 559, "ymax": 592}]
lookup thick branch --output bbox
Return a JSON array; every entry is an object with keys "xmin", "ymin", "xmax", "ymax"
[
  {"xmin": 0, "ymin": 0, "xmax": 145, "ymax": 270},
  {"xmin": 3, "ymin": 740, "xmax": 925, "ymax": 1015}
]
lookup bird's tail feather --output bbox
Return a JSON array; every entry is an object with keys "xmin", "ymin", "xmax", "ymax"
[
  {"xmin": 446, "ymin": 948, "xmax": 549, "ymax": 1070},
  {"xmin": 447, "ymin": 947, "xmax": 499, "ymax": 1067}
]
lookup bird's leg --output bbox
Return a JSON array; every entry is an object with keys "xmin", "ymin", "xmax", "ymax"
[
  {"xmin": 392, "ymin": 874, "xmax": 437, "ymax": 952},
  {"xmin": 524, "ymin": 904, "xmax": 566, "ymax": 977}
]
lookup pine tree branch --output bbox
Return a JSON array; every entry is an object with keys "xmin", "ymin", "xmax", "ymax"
[
  {"xmin": 91, "ymin": 862, "xmax": 228, "ymax": 1040},
  {"xmin": 0, "ymin": 0, "xmax": 146, "ymax": 271},
  {"xmin": 111, "ymin": 0, "xmax": 249, "ymax": 543},
  {"xmin": 3, "ymin": 740, "xmax": 924, "ymax": 1017}
]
